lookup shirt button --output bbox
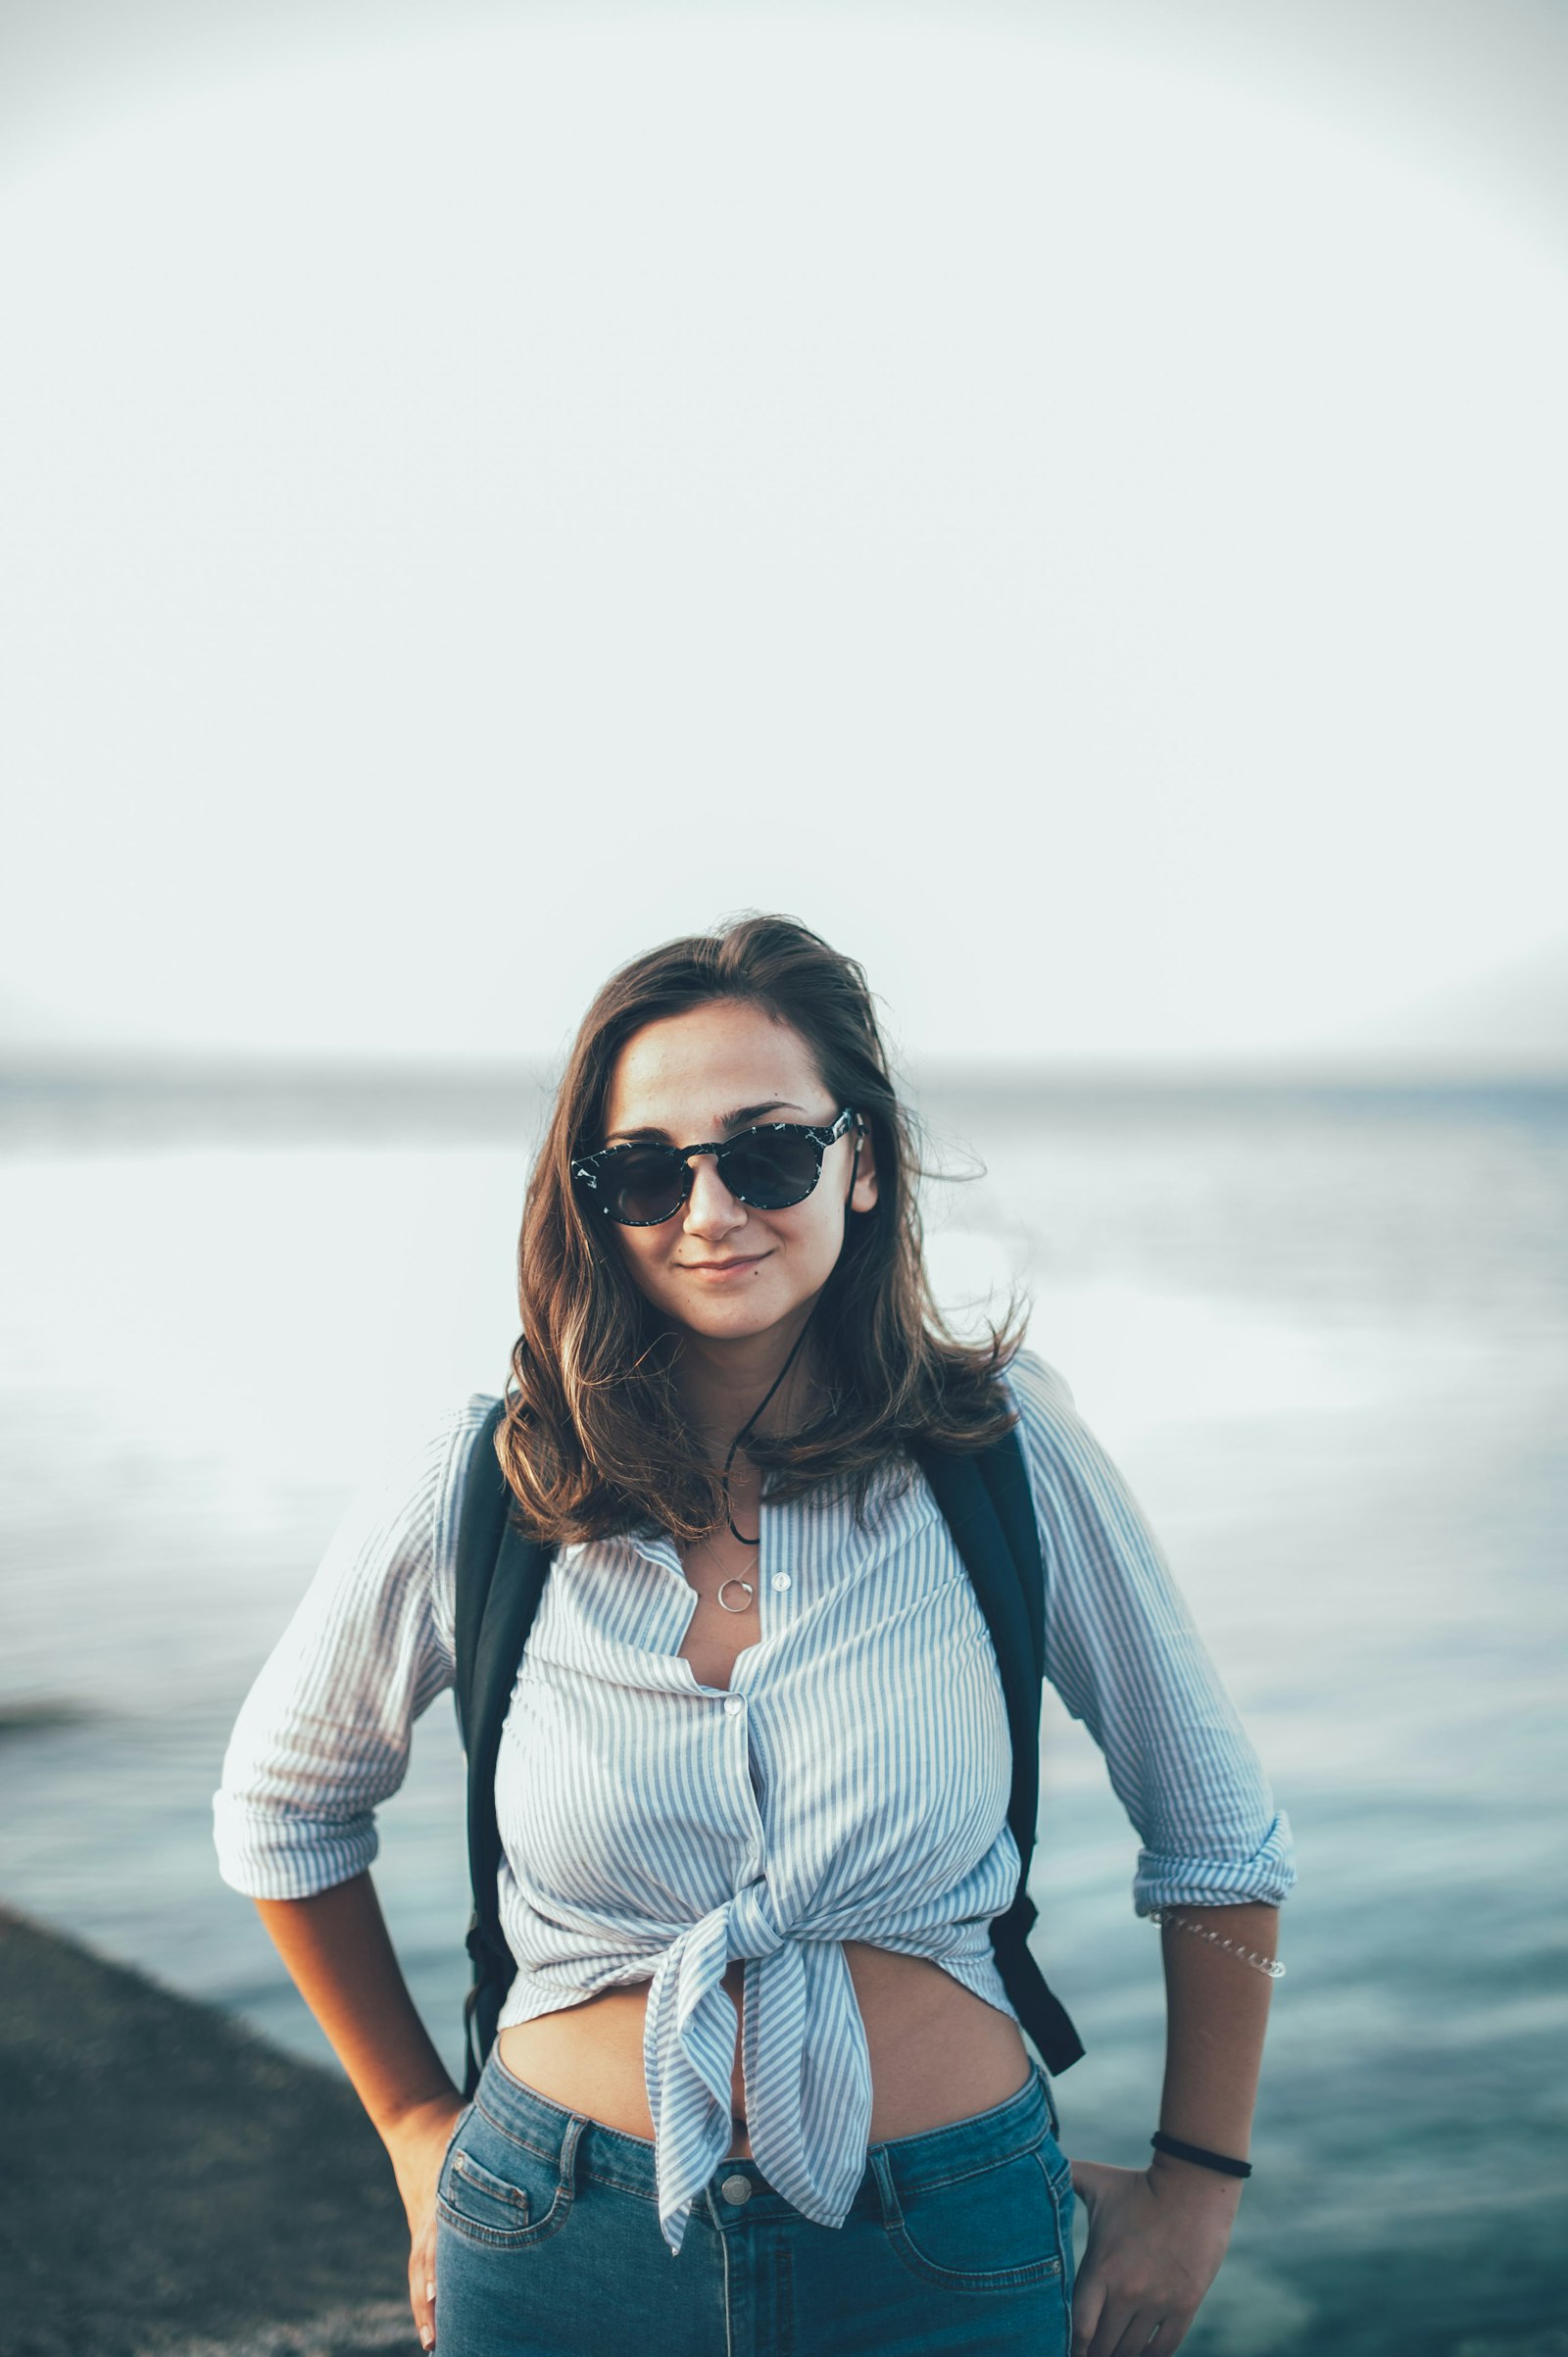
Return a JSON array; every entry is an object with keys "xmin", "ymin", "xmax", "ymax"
[
  {"xmin": 720, "ymin": 2174, "xmax": 753, "ymax": 2204},
  {"xmin": 770, "ymin": 1572, "xmax": 792, "ymax": 1592},
  {"xmin": 723, "ymin": 1694, "xmax": 745, "ymax": 1717}
]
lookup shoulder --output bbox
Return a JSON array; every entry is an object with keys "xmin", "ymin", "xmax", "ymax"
[
  {"xmin": 995, "ymin": 1346, "xmax": 1081, "ymax": 1473},
  {"xmin": 423, "ymin": 1393, "xmax": 505, "ymax": 1636},
  {"xmin": 317, "ymin": 1393, "xmax": 503, "ymax": 1658},
  {"xmin": 998, "ymin": 1345, "xmax": 1076, "ymax": 1416},
  {"xmin": 993, "ymin": 1346, "xmax": 1165, "ymax": 1566},
  {"xmin": 347, "ymin": 1391, "xmax": 501, "ymax": 1560},
  {"xmin": 427, "ymin": 1390, "xmax": 505, "ymax": 1558}
]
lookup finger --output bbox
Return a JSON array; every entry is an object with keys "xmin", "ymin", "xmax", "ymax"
[
  {"xmin": 1070, "ymin": 2265, "xmax": 1107, "ymax": 2357},
  {"xmin": 1107, "ymin": 2311, "xmax": 1163, "ymax": 2357},
  {"xmin": 1084, "ymin": 2296, "xmax": 1140, "ymax": 2357},
  {"xmin": 408, "ymin": 2249, "xmax": 436, "ymax": 2350},
  {"xmin": 1146, "ymin": 2315, "xmax": 1196, "ymax": 2357}
]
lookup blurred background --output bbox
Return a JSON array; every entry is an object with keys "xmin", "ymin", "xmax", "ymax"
[{"xmin": 1, "ymin": 5, "xmax": 1565, "ymax": 2352}]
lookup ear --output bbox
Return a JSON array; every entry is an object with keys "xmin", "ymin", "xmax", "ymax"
[{"xmin": 848, "ymin": 1118, "xmax": 879, "ymax": 1214}]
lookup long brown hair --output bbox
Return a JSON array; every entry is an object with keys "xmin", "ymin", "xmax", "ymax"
[{"xmin": 500, "ymin": 913, "xmax": 1023, "ymax": 1544}]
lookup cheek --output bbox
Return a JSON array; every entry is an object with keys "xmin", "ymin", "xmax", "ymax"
[
  {"xmin": 609, "ymin": 1228, "xmax": 667, "ymax": 1298},
  {"xmin": 784, "ymin": 1196, "xmax": 848, "ymax": 1275}
]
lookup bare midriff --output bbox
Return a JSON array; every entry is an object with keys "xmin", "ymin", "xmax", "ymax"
[{"xmin": 495, "ymin": 1941, "xmax": 1031, "ymax": 2160}]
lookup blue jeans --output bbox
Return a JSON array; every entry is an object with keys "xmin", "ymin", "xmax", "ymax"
[{"xmin": 435, "ymin": 2047, "xmax": 1075, "ymax": 2356}]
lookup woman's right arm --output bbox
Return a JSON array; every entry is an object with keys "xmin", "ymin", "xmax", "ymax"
[
  {"xmin": 253, "ymin": 1871, "xmax": 458, "ymax": 2136},
  {"xmin": 254, "ymin": 1873, "xmax": 462, "ymax": 2351},
  {"xmin": 215, "ymin": 1401, "xmax": 495, "ymax": 2351}
]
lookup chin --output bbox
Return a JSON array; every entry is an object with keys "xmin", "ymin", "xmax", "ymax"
[
  {"xmin": 678, "ymin": 1300, "xmax": 791, "ymax": 1339},
  {"xmin": 667, "ymin": 1287, "xmax": 808, "ymax": 1341}
]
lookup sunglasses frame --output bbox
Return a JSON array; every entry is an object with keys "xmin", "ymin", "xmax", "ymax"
[{"xmin": 571, "ymin": 1106, "xmax": 858, "ymax": 1227}]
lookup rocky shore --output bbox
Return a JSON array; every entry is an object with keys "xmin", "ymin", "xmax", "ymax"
[{"xmin": 0, "ymin": 1906, "xmax": 419, "ymax": 2357}]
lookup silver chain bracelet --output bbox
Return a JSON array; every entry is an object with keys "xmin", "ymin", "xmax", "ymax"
[{"xmin": 1150, "ymin": 1910, "xmax": 1287, "ymax": 1980}]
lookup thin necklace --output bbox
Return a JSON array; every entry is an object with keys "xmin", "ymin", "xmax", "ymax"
[{"xmin": 696, "ymin": 1460, "xmax": 765, "ymax": 1617}]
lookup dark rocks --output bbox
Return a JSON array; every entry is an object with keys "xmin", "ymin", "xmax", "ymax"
[{"xmin": 0, "ymin": 1907, "xmax": 418, "ymax": 2357}]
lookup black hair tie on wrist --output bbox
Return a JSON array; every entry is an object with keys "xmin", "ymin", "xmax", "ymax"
[{"xmin": 1151, "ymin": 2132, "xmax": 1252, "ymax": 2180}]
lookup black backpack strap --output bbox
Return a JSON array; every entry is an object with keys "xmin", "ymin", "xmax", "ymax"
[
  {"xmin": 453, "ymin": 1401, "xmax": 511, "ymax": 1747},
  {"xmin": 453, "ymin": 1400, "xmax": 553, "ymax": 2094},
  {"xmin": 915, "ymin": 1427, "xmax": 1085, "ymax": 2074}
]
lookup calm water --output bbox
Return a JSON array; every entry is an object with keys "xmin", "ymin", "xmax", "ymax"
[{"xmin": 1, "ymin": 1068, "xmax": 1564, "ymax": 2357}]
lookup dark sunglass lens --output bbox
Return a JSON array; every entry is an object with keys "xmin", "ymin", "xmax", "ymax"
[
  {"xmin": 609, "ymin": 1149, "xmax": 687, "ymax": 1224},
  {"xmin": 722, "ymin": 1132, "xmax": 820, "ymax": 1207}
]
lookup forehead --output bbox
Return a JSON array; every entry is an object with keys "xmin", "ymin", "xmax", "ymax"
[{"xmin": 603, "ymin": 1001, "xmax": 827, "ymax": 1134}]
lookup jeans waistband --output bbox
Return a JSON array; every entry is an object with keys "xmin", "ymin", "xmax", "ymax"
[{"xmin": 472, "ymin": 2046, "xmax": 1057, "ymax": 2223}]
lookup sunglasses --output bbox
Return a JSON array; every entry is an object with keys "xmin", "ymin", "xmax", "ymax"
[{"xmin": 571, "ymin": 1107, "xmax": 858, "ymax": 1227}]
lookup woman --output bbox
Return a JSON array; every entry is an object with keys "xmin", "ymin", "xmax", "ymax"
[{"xmin": 216, "ymin": 913, "xmax": 1294, "ymax": 2357}]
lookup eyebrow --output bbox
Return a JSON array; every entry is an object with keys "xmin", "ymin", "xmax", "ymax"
[{"xmin": 604, "ymin": 1100, "xmax": 808, "ymax": 1146}]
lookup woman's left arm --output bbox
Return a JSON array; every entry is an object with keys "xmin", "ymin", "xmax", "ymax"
[
  {"xmin": 1002, "ymin": 1352, "xmax": 1298, "ymax": 2357},
  {"xmin": 1070, "ymin": 1900, "xmax": 1280, "ymax": 2357}
]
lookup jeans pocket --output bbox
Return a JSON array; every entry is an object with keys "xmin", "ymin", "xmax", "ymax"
[
  {"xmin": 437, "ymin": 2103, "xmax": 576, "ymax": 2250},
  {"xmin": 881, "ymin": 2139, "xmax": 1069, "ymax": 2295}
]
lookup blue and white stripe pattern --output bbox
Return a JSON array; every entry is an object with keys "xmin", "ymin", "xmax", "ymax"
[{"xmin": 215, "ymin": 1350, "xmax": 1295, "ymax": 2256}]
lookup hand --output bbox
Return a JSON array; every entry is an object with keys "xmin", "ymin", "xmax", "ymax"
[
  {"xmin": 1068, "ymin": 2154, "xmax": 1242, "ymax": 2357},
  {"xmin": 383, "ymin": 2089, "xmax": 468, "ymax": 2350}
]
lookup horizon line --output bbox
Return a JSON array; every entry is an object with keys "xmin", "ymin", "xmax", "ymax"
[{"xmin": 2, "ymin": 1045, "xmax": 1565, "ymax": 1093}]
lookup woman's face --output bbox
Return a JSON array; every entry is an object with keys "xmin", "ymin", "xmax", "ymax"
[{"xmin": 597, "ymin": 998, "xmax": 878, "ymax": 1349}]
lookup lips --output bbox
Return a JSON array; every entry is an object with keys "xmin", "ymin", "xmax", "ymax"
[{"xmin": 680, "ymin": 1254, "xmax": 769, "ymax": 1271}]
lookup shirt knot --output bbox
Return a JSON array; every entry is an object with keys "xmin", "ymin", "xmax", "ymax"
[
  {"xmin": 641, "ymin": 1891, "xmax": 872, "ymax": 2256},
  {"xmin": 726, "ymin": 1880, "xmax": 785, "ymax": 1962}
]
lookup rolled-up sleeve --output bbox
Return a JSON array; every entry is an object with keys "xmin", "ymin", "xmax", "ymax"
[
  {"xmin": 212, "ymin": 1397, "xmax": 494, "ymax": 1900},
  {"xmin": 1005, "ymin": 1350, "xmax": 1296, "ymax": 1914}
]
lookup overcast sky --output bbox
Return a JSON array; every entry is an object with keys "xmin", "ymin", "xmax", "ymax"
[{"xmin": 3, "ymin": 0, "xmax": 1565, "ymax": 1070}]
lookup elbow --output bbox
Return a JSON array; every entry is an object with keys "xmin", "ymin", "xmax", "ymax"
[
  {"xmin": 212, "ymin": 1788, "xmax": 380, "ymax": 1901},
  {"xmin": 1132, "ymin": 1810, "xmax": 1297, "ymax": 1917}
]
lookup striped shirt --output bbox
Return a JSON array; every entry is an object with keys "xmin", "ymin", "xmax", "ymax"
[{"xmin": 214, "ymin": 1350, "xmax": 1294, "ymax": 2256}]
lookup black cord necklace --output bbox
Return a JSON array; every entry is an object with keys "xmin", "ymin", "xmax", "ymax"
[
  {"xmin": 720, "ymin": 1311, "xmax": 814, "ymax": 1546},
  {"xmin": 716, "ymin": 1125, "xmax": 862, "ymax": 1547}
]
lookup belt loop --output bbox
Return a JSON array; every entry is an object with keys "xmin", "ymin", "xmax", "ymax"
[
  {"xmin": 559, "ymin": 2111, "xmax": 587, "ymax": 2202},
  {"xmin": 1037, "ymin": 2060, "xmax": 1061, "ymax": 2141},
  {"xmin": 868, "ymin": 2144, "xmax": 904, "ymax": 2233}
]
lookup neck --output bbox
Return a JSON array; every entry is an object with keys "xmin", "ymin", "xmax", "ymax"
[{"xmin": 673, "ymin": 1304, "xmax": 819, "ymax": 1464}]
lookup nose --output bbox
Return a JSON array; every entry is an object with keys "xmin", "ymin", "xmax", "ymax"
[{"xmin": 682, "ymin": 1153, "xmax": 747, "ymax": 1239}]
